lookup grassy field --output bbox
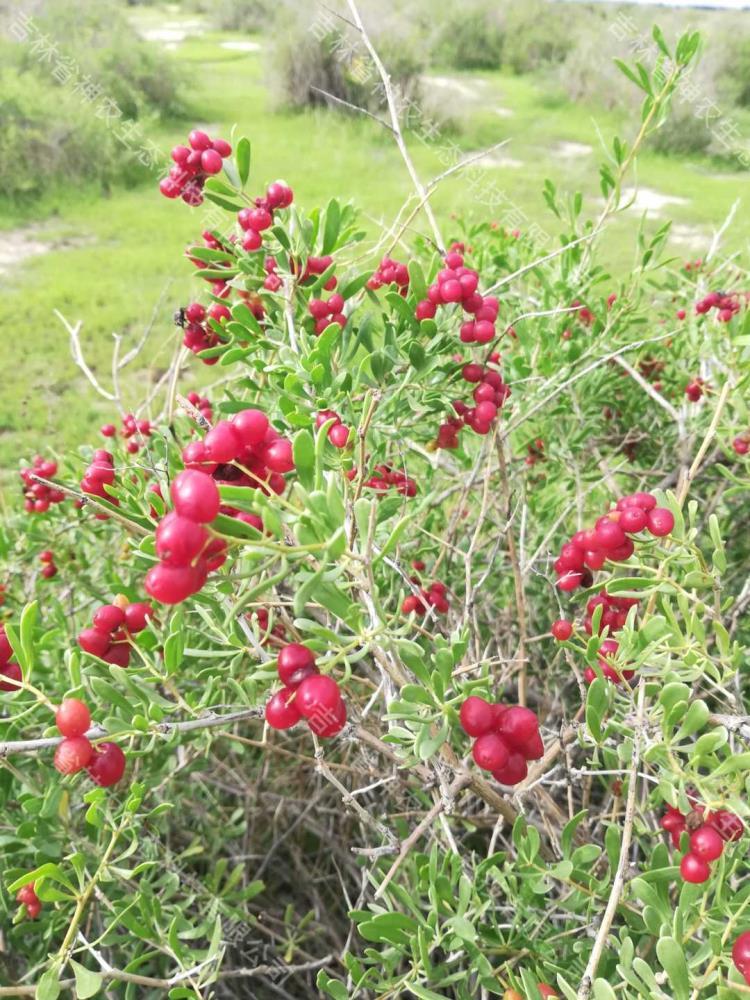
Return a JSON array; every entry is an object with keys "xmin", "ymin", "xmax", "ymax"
[{"xmin": 1, "ymin": 7, "xmax": 748, "ymax": 486}]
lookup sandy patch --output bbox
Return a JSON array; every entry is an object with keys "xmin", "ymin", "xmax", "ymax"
[
  {"xmin": 473, "ymin": 154, "xmax": 524, "ymax": 169},
  {"xmin": 621, "ymin": 187, "xmax": 689, "ymax": 217},
  {"xmin": 426, "ymin": 75, "xmax": 481, "ymax": 100},
  {"xmin": 670, "ymin": 224, "xmax": 708, "ymax": 248},
  {"xmin": 139, "ymin": 19, "xmax": 205, "ymax": 44},
  {"xmin": 0, "ymin": 228, "xmax": 91, "ymax": 279},
  {"xmin": 555, "ymin": 141, "xmax": 592, "ymax": 158},
  {"xmin": 221, "ymin": 40, "xmax": 263, "ymax": 52}
]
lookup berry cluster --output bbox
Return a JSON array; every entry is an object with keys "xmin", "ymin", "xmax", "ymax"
[
  {"xmin": 146, "ymin": 471, "xmax": 224, "ymax": 605},
  {"xmin": 250, "ymin": 606, "xmax": 288, "ymax": 645},
  {"xmin": 0, "ymin": 624, "xmax": 21, "ymax": 692},
  {"xmin": 182, "ymin": 407, "xmax": 294, "ymax": 499},
  {"xmin": 416, "ymin": 246, "xmax": 500, "ymax": 347},
  {"xmin": 80, "ymin": 449, "xmax": 119, "ymax": 520},
  {"xmin": 733, "ymin": 932, "xmax": 750, "ymax": 987},
  {"xmin": 265, "ymin": 643, "xmax": 347, "ymax": 738},
  {"xmin": 159, "ymin": 130, "xmax": 232, "ymax": 205},
  {"xmin": 684, "ymin": 378, "xmax": 705, "ymax": 402},
  {"xmin": 346, "ymin": 463, "xmax": 417, "ymax": 497},
  {"xmin": 15, "ymin": 884, "xmax": 41, "ymax": 920},
  {"xmin": 39, "ymin": 550, "xmax": 57, "ymax": 580},
  {"xmin": 295, "ymin": 253, "xmax": 336, "ymax": 286},
  {"xmin": 77, "ymin": 599, "xmax": 153, "ymax": 667},
  {"xmin": 438, "ymin": 359, "xmax": 511, "ymax": 445},
  {"xmin": 180, "ymin": 301, "xmax": 230, "ymax": 364},
  {"xmin": 695, "ymin": 289, "xmax": 744, "ymax": 323},
  {"xmin": 316, "ymin": 410, "xmax": 351, "ymax": 449},
  {"xmin": 20, "ymin": 456, "xmax": 64, "ymax": 514},
  {"xmin": 460, "ymin": 697, "xmax": 543, "ymax": 786},
  {"xmin": 366, "ymin": 255, "xmax": 410, "ymax": 294},
  {"xmin": 661, "ymin": 801, "xmax": 744, "ymax": 887},
  {"xmin": 101, "ymin": 413, "xmax": 152, "ymax": 454},
  {"xmin": 524, "ymin": 438, "xmax": 546, "ymax": 466},
  {"xmin": 555, "ymin": 492, "xmax": 675, "ymax": 592},
  {"xmin": 237, "ymin": 181, "xmax": 294, "ymax": 252},
  {"xmin": 308, "ymin": 293, "xmax": 347, "ymax": 335},
  {"xmin": 402, "ymin": 580, "xmax": 449, "ymax": 616},
  {"xmin": 732, "ymin": 432, "xmax": 749, "ymax": 456},
  {"xmin": 186, "ymin": 391, "xmax": 213, "ymax": 422},
  {"xmin": 53, "ymin": 698, "xmax": 126, "ymax": 787}
]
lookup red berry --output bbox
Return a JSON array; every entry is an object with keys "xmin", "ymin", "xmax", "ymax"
[
  {"xmin": 265, "ymin": 688, "xmax": 302, "ymax": 730},
  {"xmin": 54, "ymin": 736, "xmax": 94, "ymax": 775},
  {"xmin": 102, "ymin": 643, "xmax": 131, "ymax": 668},
  {"xmin": 307, "ymin": 698, "xmax": 347, "ymax": 738},
  {"xmin": 156, "ymin": 512, "xmax": 209, "ymax": 566},
  {"xmin": 492, "ymin": 752, "xmax": 528, "ymax": 786},
  {"xmin": 171, "ymin": 470, "xmax": 220, "ymax": 523},
  {"xmin": 100, "ymin": 424, "xmax": 116, "ymax": 437},
  {"xmin": 203, "ymin": 421, "xmax": 242, "ymax": 463},
  {"xmin": 0, "ymin": 661, "xmax": 22, "ymax": 692},
  {"xmin": 212, "ymin": 138, "xmax": 232, "ymax": 158},
  {"xmin": 498, "ymin": 706, "xmax": 539, "ymax": 749},
  {"xmin": 732, "ymin": 931, "xmax": 750, "ymax": 975},
  {"xmin": 710, "ymin": 810, "xmax": 745, "ymax": 842},
  {"xmin": 459, "ymin": 696, "xmax": 496, "ymax": 737},
  {"xmin": 277, "ymin": 643, "xmax": 318, "ymax": 687},
  {"xmin": 92, "ymin": 604, "xmax": 126, "ymax": 633},
  {"xmin": 78, "ymin": 628, "xmax": 111, "ymax": 658},
  {"xmin": 680, "ymin": 852, "xmax": 711, "ymax": 883},
  {"xmin": 328, "ymin": 423, "xmax": 350, "ymax": 448},
  {"xmin": 262, "ymin": 438, "xmax": 294, "ymax": 474},
  {"xmin": 86, "ymin": 742, "xmax": 126, "ymax": 787},
  {"xmin": 690, "ymin": 824, "xmax": 724, "ymax": 861},
  {"xmin": 551, "ymin": 619, "xmax": 573, "ymax": 641},
  {"xmin": 619, "ymin": 506, "xmax": 647, "ymax": 533},
  {"xmin": 145, "ymin": 563, "xmax": 205, "ymax": 605},
  {"xmin": 55, "ymin": 699, "xmax": 91, "ymax": 738},
  {"xmin": 200, "ymin": 149, "xmax": 223, "ymax": 174},
  {"xmin": 295, "ymin": 675, "xmax": 342, "ymax": 720},
  {"xmin": 188, "ymin": 129, "xmax": 211, "ymax": 151},
  {"xmin": 472, "ymin": 733, "xmax": 510, "ymax": 772},
  {"xmin": 124, "ymin": 602, "xmax": 153, "ymax": 633},
  {"xmin": 647, "ymin": 508, "xmax": 675, "ymax": 537}
]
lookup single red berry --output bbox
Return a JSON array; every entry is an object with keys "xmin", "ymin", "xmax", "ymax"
[
  {"xmin": 102, "ymin": 643, "xmax": 131, "ymax": 668},
  {"xmin": 328, "ymin": 423, "xmax": 350, "ymax": 448},
  {"xmin": 732, "ymin": 931, "xmax": 750, "ymax": 975},
  {"xmin": 680, "ymin": 852, "xmax": 711, "ymax": 883},
  {"xmin": 78, "ymin": 628, "xmax": 111, "ymax": 658},
  {"xmin": 156, "ymin": 512, "xmax": 209, "ymax": 566},
  {"xmin": 145, "ymin": 563, "xmax": 206, "ymax": 604},
  {"xmin": 551, "ymin": 619, "xmax": 573, "ymax": 641},
  {"xmin": 647, "ymin": 507, "xmax": 674, "ymax": 537},
  {"xmin": 265, "ymin": 688, "xmax": 302, "ymax": 730},
  {"xmin": 277, "ymin": 643, "xmax": 318, "ymax": 687},
  {"xmin": 188, "ymin": 129, "xmax": 211, "ymax": 151},
  {"xmin": 472, "ymin": 733, "xmax": 510, "ymax": 772},
  {"xmin": 200, "ymin": 148, "xmax": 223, "ymax": 174},
  {"xmin": 171, "ymin": 470, "xmax": 220, "ymax": 523},
  {"xmin": 232, "ymin": 409, "xmax": 270, "ymax": 446},
  {"xmin": 212, "ymin": 138, "xmax": 232, "ymax": 158},
  {"xmin": 689, "ymin": 824, "xmax": 724, "ymax": 861},
  {"xmin": 710, "ymin": 810, "xmax": 744, "ymax": 842},
  {"xmin": 86, "ymin": 742, "xmax": 126, "ymax": 787},
  {"xmin": 295, "ymin": 675, "xmax": 342, "ymax": 720},
  {"xmin": 203, "ymin": 421, "xmax": 242, "ymax": 464},
  {"xmin": 619, "ymin": 506, "xmax": 647, "ymax": 533},
  {"xmin": 492, "ymin": 752, "xmax": 528, "ymax": 786},
  {"xmin": 498, "ymin": 706, "xmax": 539, "ymax": 750},
  {"xmin": 92, "ymin": 604, "xmax": 126, "ymax": 633},
  {"xmin": 262, "ymin": 438, "xmax": 295, "ymax": 474},
  {"xmin": 307, "ymin": 698, "xmax": 347, "ymax": 738},
  {"xmin": 0, "ymin": 661, "xmax": 22, "ymax": 692},
  {"xmin": 55, "ymin": 699, "xmax": 91, "ymax": 738},
  {"xmin": 39, "ymin": 550, "xmax": 54, "ymax": 563},
  {"xmin": 54, "ymin": 736, "xmax": 94, "ymax": 775},
  {"xmin": 459, "ymin": 696, "xmax": 496, "ymax": 737},
  {"xmin": 124, "ymin": 602, "xmax": 153, "ymax": 633}
]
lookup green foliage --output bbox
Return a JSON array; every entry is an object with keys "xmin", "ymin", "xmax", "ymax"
[{"xmin": 1, "ymin": 18, "xmax": 750, "ymax": 1000}]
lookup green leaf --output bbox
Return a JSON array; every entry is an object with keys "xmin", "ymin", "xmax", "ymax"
[
  {"xmin": 656, "ymin": 936, "xmax": 690, "ymax": 999},
  {"xmin": 236, "ymin": 136, "xmax": 251, "ymax": 186},
  {"xmin": 317, "ymin": 971, "xmax": 349, "ymax": 1000},
  {"xmin": 322, "ymin": 199, "xmax": 341, "ymax": 254},
  {"xmin": 70, "ymin": 960, "xmax": 103, "ymax": 999},
  {"xmin": 293, "ymin": 429, "xmax": 315, "ymax": 490},
  {"xmin": 35, "ymin": 969, "xmax": 61, "ymax": 1000}
]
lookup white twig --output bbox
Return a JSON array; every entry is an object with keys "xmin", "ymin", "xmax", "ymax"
[{"xmin": 55, "ymin": 310, "xmax": 117, "ymax": 401}]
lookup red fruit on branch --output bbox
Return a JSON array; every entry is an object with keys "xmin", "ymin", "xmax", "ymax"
[
  {"xmin": 55, "ymin": 699, "xmax": 91, "ymax": 738},
  {"xmin": 472, "ymin": 733, "xmax": 510, "ymax": 772},
  {"xmin": 689, "ymin": 824, "xmax": 724, "ymax": 861},
  {"xmin": 92, "ymin": 604, "xmax": 126, "ymax": 633},
  {"xmin": 498, "ymin": 706, "xmax": 540, "ymax": 749},
  {"xmin": 156, "ymin": 513, "xmax": 209, "ymax": 566},
  {"xmin": 459, "ymin": 696, "xmax": 496, "ymax": 737},
  {"xmin": 145, "ymin": 563, "xmax": 206, "ymax": 605},
  {"xmin": 732, "ymin": 932, "xmax": 750, "ymax": 979},
  {"xmin": 307, "ymin": 699, "xmax": 347, "ymax": 737},
  {"xmin": 277, "ymin": 643, "xmax": 318, "ymax": 687},
  {"xmin": 492, "ymin": 752, "xmax": 528, "ymax": 786},
  {"xmin": 646, "ymin": 508, "xmax": 675, "ymax": 537},
  {"xmin": 679, "ymin": 852, "xmax": 711, "ymax": 883},
  {"xmin": 171, "ymin": 470, "xmax": 221, "ymax": 524},
  {"xmin": 54, "ymin": 736, "xmax": 94, "ymax": 775},
  {"xmin": 265, "ymin": 688, "xmax": 302, "ymax": 730},
  {"xmin": 86, "ymin": 742, "xmax": 126, "ymax": 787},
  {"xmin": 295, "ymin": 675, "xmax": 342, "ymax": 719},
  {"xmin": 78, "ymin": 627, "xmax": 111, "ymax": 658},
  {"xmin": 551, "ymin": 620, "xmax": 573, "ymax": 641}
]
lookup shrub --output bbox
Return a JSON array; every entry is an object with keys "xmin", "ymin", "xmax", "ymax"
[
  {"xmin": 4, "ymin": 23, "xmax": 750, "ymax": 1000},
  {"xmin": 432, "ymin": 4, "xmax": 505, "ymax": 70}
]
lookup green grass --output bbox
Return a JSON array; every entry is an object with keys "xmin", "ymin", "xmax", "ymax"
[{"xmin": 0, "ymin": 21, "xmax": 748, "ymax": 485}]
